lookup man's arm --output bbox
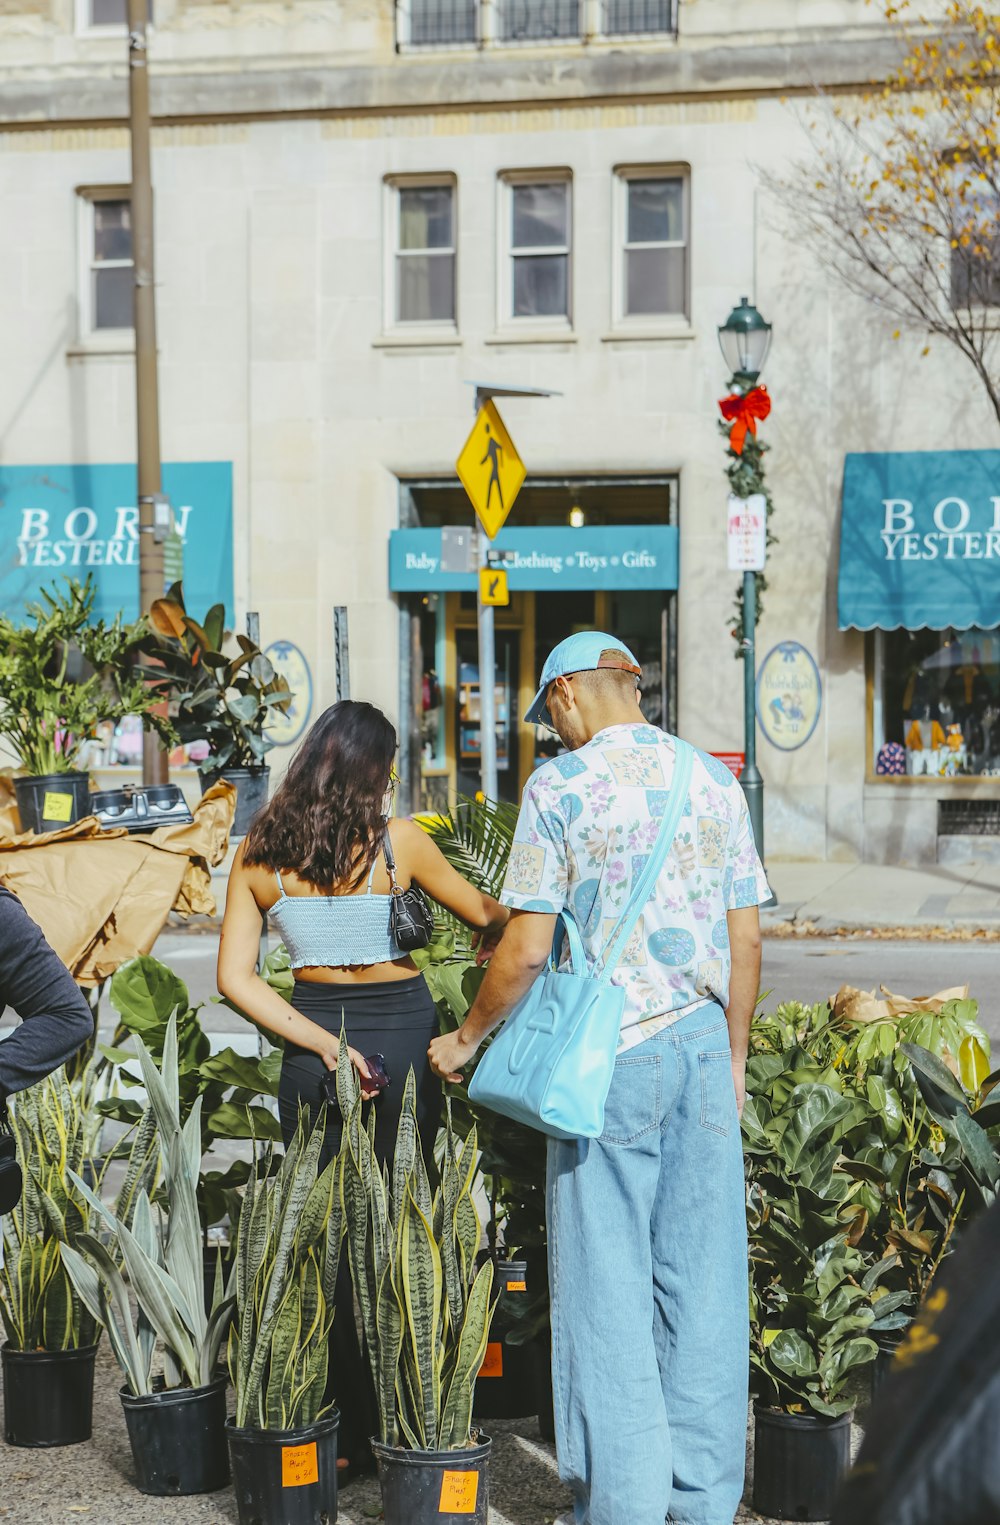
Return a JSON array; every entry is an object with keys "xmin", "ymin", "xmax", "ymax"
[
  {"xmin": 0, "ymin": 889, "xmax": 95, "ymax": 1105},
  {"xmin": 428, "ymin": 910, "xmax": 557, "ymax": 1083},
  {"xmin": 725, "ymin": 904, "xmax": 762, "ymax": 1117}
]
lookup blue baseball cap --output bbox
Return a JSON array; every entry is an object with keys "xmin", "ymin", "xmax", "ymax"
[{"xmin": 524, "ymin": 631, "xmax": 642, "ymax": 727}]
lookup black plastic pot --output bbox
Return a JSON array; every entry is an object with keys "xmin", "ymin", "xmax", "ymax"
[
  {"xmin": 2, "ymin": 1343, "xmax": 98, "ymax": 1447},
  {"xmin": 201, "ymin": 766, "xmax": 270, "ymax": 839},
  {"xmin": 14, "ymin": 771, "xmax": 90, "ymax": 835},
  {"xmin": 120, "ymin": 1376, "xmax": 229, "ymax": 1495},
  {"xmin": 227, "ymin": 1410, "xmax": 339, "ymax": 1525},
  {"xmin": 871, "ymin": 1328, "xmax": 907, "ymax": 1397},
  {"xmin": 753, "ymin": 1404, "xmax": 852, "ymax": 1521},
  {"xmin": 372, "ymin": 1436, "xmax": 491, "ymax": 1525},
  {"xmin": 473, "ymin": 1261, "xmax": 536, "ymax": 1421}
]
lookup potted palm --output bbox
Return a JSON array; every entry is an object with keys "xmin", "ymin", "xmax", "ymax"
[
  {"xmin": 62, "ymin": 1016, "xmax": 235, "ymax": 1496},
  {"xmin": 0, "ymin": 1070, "xmax": 101, "ymax": 1448},
  {"xmin": 337, "ymin": 1042, "xmax": 496, "ymax": 1525},
  {"xmin": 0, "ymin": 576, "xmax": 173, "ymax": 834},
  {"xmin": 225, "ymin": 1112, "xmax": 344, "ymax": 1525},
  {"xmin": 140, "ymin": 584, "xmax": 291, "ymax": 837}
]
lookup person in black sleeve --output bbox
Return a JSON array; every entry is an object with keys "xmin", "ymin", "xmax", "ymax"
[{"xmin": 0, "ymin": 886, "xmax": 95, "ymax": 1112}]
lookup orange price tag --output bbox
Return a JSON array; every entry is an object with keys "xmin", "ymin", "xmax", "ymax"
[
  {"xmin": 506, "ymin": 1280, "xmax": 527, "ymax": 1293},
  {"xmin": 478, "ymin": 1341, "xmax": 503, "ymax": 1378},
  {"xmin": 439, "ymin": 1469, "xmax": 479, "ymax": 1513},
  {"xmin": 281, "ymin": 1441, "xmax": 319, "ymax": 1488}
]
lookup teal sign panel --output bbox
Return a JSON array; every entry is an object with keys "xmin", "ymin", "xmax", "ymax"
[
  {"xmin": 389, "ymin": 525, "xmax": 679, "ymax": 592},
  {"xmin": 0, "ymin": 461, "xmax": 234, "ymax": 621},
  {"xmin": 839, "ymin": 451, "xmax": 1000, "ymax": 631}
]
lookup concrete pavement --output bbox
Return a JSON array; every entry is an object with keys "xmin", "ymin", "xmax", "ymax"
[{"xmin": 763, "ymin": 857, "xmax": 1000, "ymax": 933}]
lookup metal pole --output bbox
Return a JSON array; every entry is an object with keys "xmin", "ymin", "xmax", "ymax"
[
  {"xmin": 740, "ymin": 570, "xmax": 776, "ymax": 907},
  {"xmin": 333, "ymin": 607, "xmax": 351, "ymax": 701},
  {"xmin": 477, "ymin": 527, "xmax": 498, "ymax": 802},
  {"xmin": 128, "ymin": 0, "xmax": 167, "ymax": 788}
]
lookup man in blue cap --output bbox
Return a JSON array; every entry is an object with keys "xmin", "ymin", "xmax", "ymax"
[{"xmin": 430, "ymin": 631, "xmax": 768, "ymax": 1525}]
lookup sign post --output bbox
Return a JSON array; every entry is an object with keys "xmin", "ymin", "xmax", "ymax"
[{"xmin": 456, "ymin": 382, "xmax": 557, "ymax": 801}]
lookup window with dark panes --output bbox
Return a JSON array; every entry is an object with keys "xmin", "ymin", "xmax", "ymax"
[
  {"xmin": 91, "ymin": 199, "xmax": 133, "ymax": 331},
  {"xmin": 407, "ymin": 0, "xmax": 477, "ymax": 44},
  {"xmin": 510, "ymin": 180, "xmax": 571, "ymax": 320},
  {"xmin": 87, "ymin": 0, "xmax": 151, "ymax": 24},
  {"xmin": 499, "ymin": 0, "xmax": 580, "ymax": 40},
  {"xmin": 395, "ymin": 184, "xmax": 456, "ymax": 324},
  {"xmin": 603, "ymin": 0, "xmax": 674, "ymax": 32},
  {"xmin": 622, "ymin": 175, "xmax": 687, "ymax": 318},
  {"xmin": 950, "ymin": 185, "xmax": 1000, "ymax": 309}
]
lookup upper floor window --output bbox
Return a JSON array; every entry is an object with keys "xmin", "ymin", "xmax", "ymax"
[
  {"xmin": 398, "ymin": 0, "xmax": 674, "ymax": 46},
  {"xmin": 79, "ymin": 193, "xmax": 133, "ymax": 335},
  {"xmin": 403, "ymin": 0, "xmax": 477, "ymax": 45},
  {"xmin": 602, "ymin": 0, "xmax": 674, "ymax": 33},
  {"xmin": 504, "ymin": 176, "xmax": 572, "ymax": 323},
  {"xmin": 499, "ymin": 0, "xmax": 580, "ymax": 41},
  {"xmin": 950, "ymin": 183, "xmax": 1000, "ymax": 309},
  {"xmin": 389, "ymin": 179, "xmax": 457, "ymax": 326},
  {"xmin": 616, "ymin": 170, "xmax": 688, "ymax": 321},
  {"xmin": 78, "ymin": 0, "xmax": 151, "ymax": 29}
]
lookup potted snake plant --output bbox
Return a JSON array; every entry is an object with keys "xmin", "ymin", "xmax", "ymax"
[
  {"xmin": 0, "ymin": 1069, "xmax": 101, "ymax": 1448},
  {"xmin": 225, "ymin": 1111, "xmax": 344, "ymax": 1525},
  {"xmin": 337, "ymin": 1040, "xmax": 496, "ymax": 1525},
  {"xmin": 62, "ymin": 1016, "xmax": 234, "ymax": 1497}
]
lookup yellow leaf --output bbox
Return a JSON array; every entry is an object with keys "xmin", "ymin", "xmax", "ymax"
[
  {"xmin": 762, "ymin": 1328, "xmax": 780, "ymax": 1347},
  {"xmin": 892, "ymin": 329, "xmax": 901, "ymax": 339}
]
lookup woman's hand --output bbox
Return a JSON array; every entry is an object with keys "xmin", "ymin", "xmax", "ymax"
[
  {"xmin": 471, "ymin": 908, "xmax": 510, "ymax": 966},
  {"xmin": 320, "ymin": 1043, "xmax": 379, "ymax": 1101}
]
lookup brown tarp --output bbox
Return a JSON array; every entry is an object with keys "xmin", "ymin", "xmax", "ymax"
[
  {"xmin": 831, "ymin": 983, "xmax": 971, "ymax": 1024},
  {"xmin": 0, "ymin": 774, "xmax": 234, "ymax": 984}
]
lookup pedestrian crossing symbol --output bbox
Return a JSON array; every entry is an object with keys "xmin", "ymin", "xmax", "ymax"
[
  {"xmin": 479, "ymin": 566, "xmax": 509, "ymax": 607},
  {"xmin": 456, "ymin": 400, "xmax": 526, "ymax": 540}
]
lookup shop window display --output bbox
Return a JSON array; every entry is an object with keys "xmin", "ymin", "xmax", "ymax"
[{"xmin": 876, "ymin": 628, "xmax": 1000, "ymax": 777}]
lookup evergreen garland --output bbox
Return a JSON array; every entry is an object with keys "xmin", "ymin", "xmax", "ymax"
[{"xmin": 720, "ymin": 410, "xmax": 777, "ymax": 658}]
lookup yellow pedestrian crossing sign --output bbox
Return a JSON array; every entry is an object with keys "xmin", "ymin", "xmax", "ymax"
[
  {"xmin": 479, "ymin": 566, "xmax": 509, "ymax": 606},
  {"xmin": 456, "ymin": 400, "xmax": 526, "ymax": 540}
]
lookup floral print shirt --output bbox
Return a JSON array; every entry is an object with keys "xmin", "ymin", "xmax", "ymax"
[{"xmin": 500, "ymin": 723, "xmax": 770, "ymax": 1052}]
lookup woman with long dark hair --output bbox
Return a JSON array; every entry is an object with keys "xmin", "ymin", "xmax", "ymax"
[{"xmin": 217, "ymin": 700, "xmax": 508, "ymax": 1473}]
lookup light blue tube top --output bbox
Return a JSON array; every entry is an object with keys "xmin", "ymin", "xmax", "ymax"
[{"xmin": 268, "ymin": 861, "xmax": 404, "ymax": 968}]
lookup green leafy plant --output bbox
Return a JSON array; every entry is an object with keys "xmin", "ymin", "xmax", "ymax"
[
  {"xmin": 0, "ymin": 1069, "xmax": 99, "ymax": 1351},
  {"xmin": 0, "ymin": 575, "xmax": 174, "ymax": 776},
  {"xmin": 227, "ymin": 1111, "xmax": 343, "ymax": 1430},
  {"xmin": 63, "ymin": 1016, "xmax": 234, "ymax": 1394},
  {"xmin": 140, "ymin": 583, "xmax": 291, "ymax": 774},
  {"xmin": 903, "ymin": 1040, "xmax": 1000, "ymax": 1210},
  {"xmin": 337, "ymin": 1038, "xmax": 495, "ymax": 1451},
  {"xmin": 97, "ymin": 955, "xmax": 282, "ymax": 1236}
]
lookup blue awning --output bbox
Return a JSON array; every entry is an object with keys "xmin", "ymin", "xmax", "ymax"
[{"xmin": 839, "ymin": 450, "xmax": 1000, "ymax": 631}]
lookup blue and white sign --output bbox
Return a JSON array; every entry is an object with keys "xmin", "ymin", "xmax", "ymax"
[
  {"xmin": 756, "ymin": 641, "xmax": 822, "ymax": 752},
  {"xmin": 389, "ymin": 525, "xmax": 679, "ymax": 592},
  {"xmin": 0, "ymin": 461, "xmax": 234, "ymax": 621},
  {"xmin": 839, "ymin": 451, "xmax": 1000, "ymax": 631},
  {"xmin": 264, "ymin": 640, "xmax": 313, "ymax": 748}
]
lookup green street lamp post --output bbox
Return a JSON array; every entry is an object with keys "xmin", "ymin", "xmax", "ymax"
[{"xmin": 718, "ymin": 297, "xmax": 776, "ymax": 905}]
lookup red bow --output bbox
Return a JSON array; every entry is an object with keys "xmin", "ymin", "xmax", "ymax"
[{"xmin": 718, "ymin": 386, "xmax": 771, "ymax": 455}]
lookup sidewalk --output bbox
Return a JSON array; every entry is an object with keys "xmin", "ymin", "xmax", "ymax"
[{"xmin": 763, "ymin": 858, "xmax": 1000, "ymax": 934}]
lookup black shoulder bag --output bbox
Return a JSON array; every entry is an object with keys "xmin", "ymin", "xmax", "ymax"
[{"xmin": 382, "ymin": 830, "xmax": 434, "ymax": 953}]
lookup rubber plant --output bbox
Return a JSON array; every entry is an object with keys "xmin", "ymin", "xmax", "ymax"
[
  {"xmin": 227, "ymin": 1110, "xmax": 343, "ymax": 1430},
  {"xmin": 337, "ymin": 1035, "xmax": 495, "ymax": 1451},
  {"xmin": 62, "ymin": 1015, "xmax": 235, "ymax": 1394}
]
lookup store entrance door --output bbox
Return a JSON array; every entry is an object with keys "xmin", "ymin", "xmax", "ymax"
[{"xmin": 455, "ymin": 629, "xmax": 520, "ymax": 803}]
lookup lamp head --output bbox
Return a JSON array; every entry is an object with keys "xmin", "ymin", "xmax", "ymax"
[{"xmin": 718, "ymin": 296, "xmax": 772, "ymax": 388}]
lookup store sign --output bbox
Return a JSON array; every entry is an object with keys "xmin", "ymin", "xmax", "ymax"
[
  {"xmin": 264, "ymin": 640, "xmax": 313, "ymax": 748},
  {"xmin": 710, "ymin": 751, "xmax": 745, "ymax": 779},
  {"xmin": 839, "ymin": 450, "xmax": 1000, "ymax": 630},
  {"xmin": 756, "ymin": 642, "xmax": 822, "ymax": 751},
  {"xmin": 0, "ymin": 462, "xmax": 234, "ymax": 621},
  {"xmin": 389, "ymin": 525, "xmax": 679, "ymax": 592},
  {"xmin": 726, "ymin": 493, "xmax": 767, "ymax": 572}
]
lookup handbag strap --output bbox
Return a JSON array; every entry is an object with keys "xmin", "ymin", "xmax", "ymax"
[
  {"xmin": 550, "ymin": 738, "xmax": 694, "ymax": 985},
  {"xmin": 381, "ymin": 830, "xmax": 402, "ymax": 895}
]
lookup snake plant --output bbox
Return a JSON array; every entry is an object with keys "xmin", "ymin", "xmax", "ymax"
[
  {"xmin": 61, "ymin": 1015, "xmax": 234, "ymax": 1394},
  {"xmin": 227, "ymin": 1110, "xmax": 344, "ymax": 1431},
  {"xmin": 337, "ymin": 1036, "xmax": 495, "ymax": 1452},
  {"xmin": 0, "ymin": 1068, "xmax": 99, "ymax": 1351}
]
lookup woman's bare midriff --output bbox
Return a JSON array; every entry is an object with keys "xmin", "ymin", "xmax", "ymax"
[{"xmin": 293, "ymin": 956, "xmax": 420, "ymax": 986}]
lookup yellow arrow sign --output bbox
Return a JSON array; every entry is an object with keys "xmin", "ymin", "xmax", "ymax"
[
  {"xmin": 479, "ymin": 566, "xmax": 509, "ymax": 606},
  {"xmin": 456, "ymin": 400, "xmax": 526, "ymax": 541}
]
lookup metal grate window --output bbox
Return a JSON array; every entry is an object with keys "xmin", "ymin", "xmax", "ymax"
[
  {"xmin": 603, "ymin": 0, "xmax": 675, "ymax": 32},
  {"xmin": 939, "ymin": 800, "xmax": 1000, "ymax": 835},
  {"xmin": 408, "ymin": 0, "xmax": 477, "ymax": 45},
  {"xmin": 500, "ymin": 0, "xmax": 580, "ymax": 41}
]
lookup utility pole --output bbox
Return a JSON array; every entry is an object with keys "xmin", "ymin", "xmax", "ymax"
[
  {"xmin": 473, "ymin": 390, "xmax": 499, "ymax": 803},
  {"xmin": 128, "ymin": 0, "xmax": 168, "ymax": 788}
]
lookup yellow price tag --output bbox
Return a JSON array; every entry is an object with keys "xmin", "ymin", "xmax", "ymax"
[
  {"xmin": 439, "ymin": 1469, "xmax": 479, "ymax": 1513},
  {"xmin": 41, "ymin": 792, "xmax": 74, "ymax": 823},
  {"xmin": 281, "ymin": 1441, "xmax": 318, "ymax": 1488},
  {"xmin": 505, "ymin": 1280, "xmax": 527, "ymax": 1293}
]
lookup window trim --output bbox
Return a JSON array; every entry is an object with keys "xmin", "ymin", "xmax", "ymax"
[
  {"xmin": 611, "ymin": 165, "xmax": 690, "ymax": 330},
  {"xmin": 76, "ymin": 186, "xmax": 133, "ymax": 344},
  {"xmin": 383, "ymin": 174, "xmax": 459, "ymax": 335},
  {"xmin": 497, "ymin": 169, "xmax": 574, "ymax": 333}
]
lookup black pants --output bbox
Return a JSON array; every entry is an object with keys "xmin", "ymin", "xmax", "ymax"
[{"xmin": 277, "ymin": 974, "xmax": 441, "ymax": 1462}]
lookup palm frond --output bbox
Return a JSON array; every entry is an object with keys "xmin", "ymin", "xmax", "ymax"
[{"xmin": 420, "ymin": 795, "xmax": 517, "ymax": 900}]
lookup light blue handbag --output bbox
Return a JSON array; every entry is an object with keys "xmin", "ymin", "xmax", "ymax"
[{"xmin": 468, "ymin": 739, "xmax": 694, "ymax": 1140}]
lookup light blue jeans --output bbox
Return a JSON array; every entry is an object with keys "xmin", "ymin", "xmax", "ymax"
[{"xmin": 546, "ymin": 1007, "xmax": 749, "ymax": 1525}]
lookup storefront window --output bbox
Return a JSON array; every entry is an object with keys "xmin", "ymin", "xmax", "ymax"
[
  {"xmin": 419, "ymin": 594, "xmax": 446, "ymax": 769},
  {"xmin": 874, "ymin": 627, "xmax": 1000, "ymax": 777}
]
